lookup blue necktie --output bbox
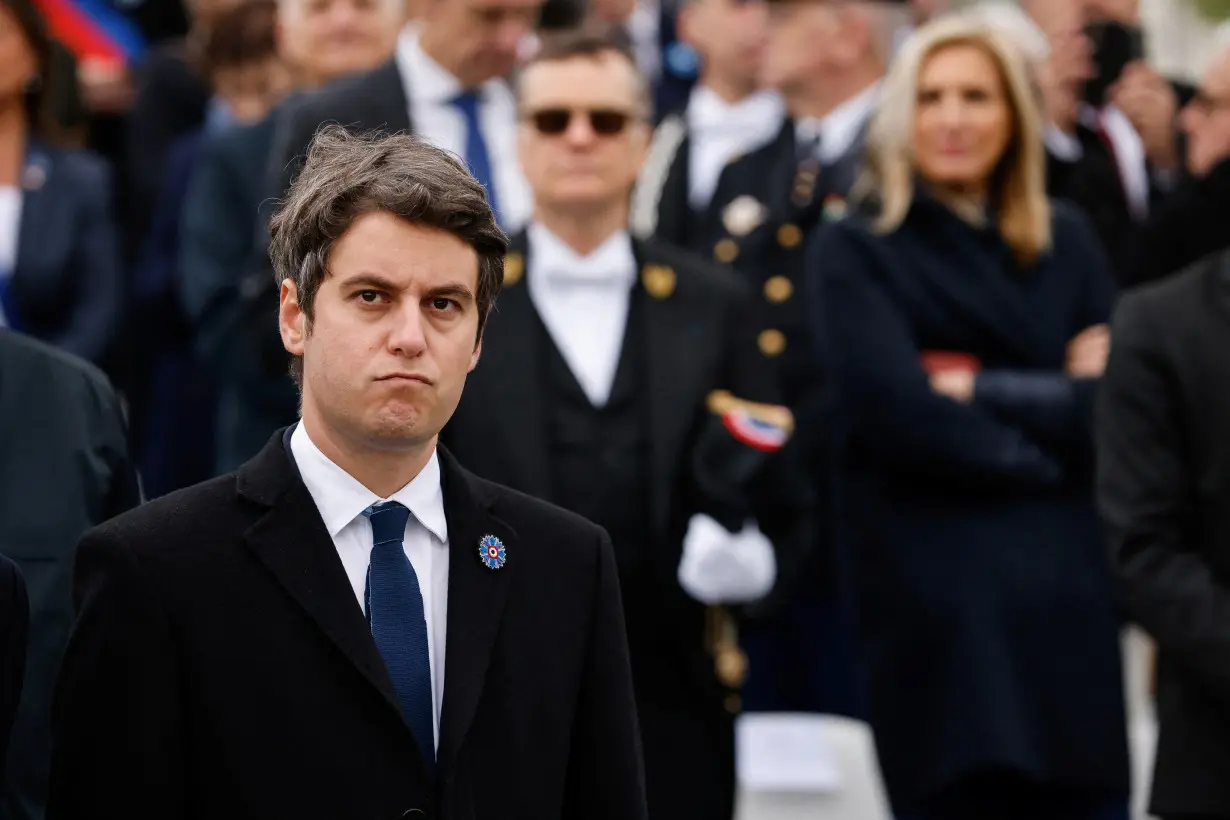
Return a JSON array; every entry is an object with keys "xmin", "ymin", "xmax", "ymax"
[
  {"xmin": 451, "ymin": 90, "xmax": 502, "ymax": 227},
  {"xmin": 363, "ymin": 501, "xmax": 435, "ymax": 772}
]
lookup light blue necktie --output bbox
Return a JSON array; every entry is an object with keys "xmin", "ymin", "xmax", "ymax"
[
  {"xmin": 363, "ymin": 501, "xmax": 435, "ymax": 773},
  {"xmin": 451, "ymin": 90, "xmax": 502, "ymax": 227}
]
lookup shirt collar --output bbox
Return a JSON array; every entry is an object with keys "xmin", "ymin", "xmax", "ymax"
[
  {"xmin": 290, "ymin": 421, "xmax": 448, "ymax": 544},
  {"xmin": 795, "ymin": 81, "xmax": 881, "ymax": 165},
  {"xmin": 527, "ymin": 222, "xmax": 638, "ymax": 288},
  {"xmin": 1044, "ymin": 124, "xmax": 1083, "ymax": 162},
  {"xmin": 686, "ymin": 86, "xmax": 786, "ymax": 135}
]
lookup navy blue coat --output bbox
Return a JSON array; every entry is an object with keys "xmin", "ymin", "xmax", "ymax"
[
  {"xmin": 6, "ymin": 141, "xmax": 122, "ymax": 367},
  {"xmin": 811, "ymin": 195, "xmax": 1130, "ymax": 811}
]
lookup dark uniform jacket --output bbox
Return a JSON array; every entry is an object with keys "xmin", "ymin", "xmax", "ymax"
[
  {"xmin": 48, "ymin": 432, "xmax": 648, "ymax": 820},
  {"xmin": 440, "ymin": 232, "xmax": 796, "ymax": 820},
  {"xmin": 814, "ymin": 196, "xmax": 1130, "ymax": 812},
  {"xmin": 1098, "ymin": 251, "xmax": 1230, "ymax": 816}
]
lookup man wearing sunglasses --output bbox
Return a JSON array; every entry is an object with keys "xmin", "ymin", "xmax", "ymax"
[
  {"xmin": 439, "ymin": 28, "xmax": 801, "ymax": 820},
  {"xmin": 629, "ymin": 0, "xmax": 785, "ymax": 254}
]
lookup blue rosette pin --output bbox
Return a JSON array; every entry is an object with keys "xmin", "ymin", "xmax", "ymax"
[{"xmin": 478, "ymin": 534, "xmax": 507, "ymax": 569}]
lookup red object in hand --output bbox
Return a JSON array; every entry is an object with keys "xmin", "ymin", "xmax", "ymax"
[{"xmin": 920, "ymin": 350, "xmax": 982, "ymax": 376}]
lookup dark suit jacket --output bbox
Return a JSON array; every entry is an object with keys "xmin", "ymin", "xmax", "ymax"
[
  {"xmin": 0, "ymin": 555, "xmax": 27, "ymax": 788},
  {"xmin": 1097, "ymin": 252, "xmax": 1230, "ymax": 815},
  {"xmin": 0, "ymin": 329, "xmax": 140, "ymax": 820},
  {"xmin": 48, "ymin": 430, "xmax": 647, "ymax": 820},
  {"xmin": 7, "ymin": 141, "xmax": 123, "ymax": 367},
  {"xmin": 813, "ymin": 197, "xmax": 1129, "ymax": 811}
]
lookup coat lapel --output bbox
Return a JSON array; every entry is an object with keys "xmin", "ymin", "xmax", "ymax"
[
  {"xmin": 436, "ymin": 446, "xmax": 515, "ymax": 776},
  {"xmin": 237, "ymin": 430, "xmax": 423, "ymax": 767},
  {"xmin": 636, "ymin": 241, "xmax": 713, "ymax": 533},
  {"xmin": 465, "ymin": 232, "xmax": 554, "ymax": 498}
]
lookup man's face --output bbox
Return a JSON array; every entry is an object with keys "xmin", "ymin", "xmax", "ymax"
[
  {"xmin": 278, "ymin": 0, "xmax": 402, "ymax": 85},
  {"xmin": 760, "ymin": 2, "xmax": 846, "ymax": 92},
  {"xmin": 280, "ymin": 212, "xmax": 483, "ymax": 453},
  {"xmin": 517, "ymin": 53, "xmax": 651, "ymax": 212},
  {"xmin": 679, "ymin": 0, "xmax": 770, "ymax": 89},
  {"xmin": 422, "ymin": 0, "xmax": 543, "ymax": 86},
  {"xmin": 1181, "ymin": 51, "xmax": 1230, "ymax": 178}
]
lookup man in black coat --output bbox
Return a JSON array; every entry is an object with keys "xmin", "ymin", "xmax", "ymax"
[
  {"xmin": 0, "ymin": 330, "xmax": 140, "ymax": 820},
  {"xmin": 0, "ymin": 556, "xmax": 27, "ymax": 791},
  {"xmin": 1097, "ymin": 248, "xmax": 1230, "ymax": 820},
  {"xmin": 48, "ymin": 128, "xmax": 647, "ymax": 820},
  {"xmin": 440, "ymin": 31, "xmax": 799, "ymax": 820}
]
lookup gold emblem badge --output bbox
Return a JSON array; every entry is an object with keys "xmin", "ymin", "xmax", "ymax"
[
  {"xmin": 503, "ymin": 252, "xmax": 524, "ymax": 286},
  {"xmin": 641, "ymin": 264, "xmax": 676, "ymax": 299},
  {"xmin": 764, "ymin": 275, "xmax": 793, "ymax": 304},
  {"xmin": 714, "ymin": 238, "xmax": 739, "ymax": 264},
  {"xmin": 758, "ymin": 328, "xmax": 787, "ymax": 357},
  {"xmin": 721, "ymin": 195, "xmax": 768, "ymax": 237},
  {"xmin": 777, "ymin": 223, "xmax": 803, "ymax": 249}
]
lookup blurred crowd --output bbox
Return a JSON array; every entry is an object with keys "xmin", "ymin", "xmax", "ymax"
[{"xmin": 4, "ymin": 0, "xmax": 1230, "ymax": 817}]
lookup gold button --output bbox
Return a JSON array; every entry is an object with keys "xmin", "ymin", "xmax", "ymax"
[
  {"xmin": 724, "ymin": 694, "xmax": 743, "ymax": 715},
  {"xmin": 777, "ymin": 223, "xmax": 803, "ymax": 248},
  {"xmin": 758, "ymin": 329, "xmax": 786, "ymax": 357},
  {"xmin": 714, "ymin": 238, "xmax": 739, "ymax": 263},
  {"xmin": 764, "ymin": 275, "xmax": 793, "ymax": 304}
]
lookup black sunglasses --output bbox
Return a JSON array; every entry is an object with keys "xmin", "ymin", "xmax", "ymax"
[{"xmin": 524, "ymin": 108, "xmax": 637, "ymax": 136}]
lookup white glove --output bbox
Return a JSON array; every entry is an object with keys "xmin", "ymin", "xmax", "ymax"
[{"xmin": 678, "ymin": 513, "xmax": 777, "ymax": 605}]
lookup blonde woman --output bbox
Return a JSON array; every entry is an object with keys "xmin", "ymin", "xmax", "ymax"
[{"xmin": 810, "ymin": 17, "xmax": 1129, "ymax": 820}]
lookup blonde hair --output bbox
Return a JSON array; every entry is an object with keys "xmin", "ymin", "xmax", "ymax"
[{"xmin": 860, "ymin": 15, "xmax": 1051, "ymax": 266}]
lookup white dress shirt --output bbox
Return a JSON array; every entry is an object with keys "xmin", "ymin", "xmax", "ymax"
[
  {"xmin": 685, "ymin": 86, "xmax": 785, "ymax": 209},
  {"xmin": 795, "ymin": 82, "xmax": 881, "ymax": 165},
  {"xmin": 289, "ymin": 422, "xmax": 449, "ymax": 749},
  {"xmin": 395, "ymin": 24, "xmax": 532, "ymax": 233},
  {"xmin": 1081, "ymin": 103, "xmax": 1152, "ymax": 220},
  {"xmin": 527, "ymin": 223, "xmax": 638, "ymax": 407},
  {"xmin": 0, "ymin": 186, "xmax": 21, "ymax": 329}
]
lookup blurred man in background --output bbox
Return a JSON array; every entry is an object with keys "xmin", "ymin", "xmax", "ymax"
[
  {"xmin": 0, "ymin": 328, "xmax": 140, "ymax": 820},
  {"xmin": 180, "ymin": 0, "xmax": 405, "ymax": 477},
  {"xmin": 630, "ymin": 0, "xmax": 783, "ymax": 253}
]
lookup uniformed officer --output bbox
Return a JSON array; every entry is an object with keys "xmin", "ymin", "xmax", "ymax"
[
  {"xmin": 706, "ymin": 0, "xmax": 910, "ymax": 718},
  {"xmin": 629, "ymin": 0, "xmax": 785, "ymax": 251},
  {"xmin": 440, "ymin": 29, "xmax": 806, "ymax": 820}
]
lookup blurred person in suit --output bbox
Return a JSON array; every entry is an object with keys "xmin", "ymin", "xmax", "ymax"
[
  {"xmin": 813, "ymin": 16, "xmax": 1129, "ymax": 820},
  {"xmin": 130, "ymin": 0, "xmax": 293, "ymax": 497},
  {"xmin": 699, "ymin": 0, "xmax": 907, "ymax": 719},
  {"xmin": 1097, "ymin": 256, "xmax": 1230, "ymax": 820},
  {"xmin": 180, "ymin": 0, "xmax": 403, "ymax": 476},
  {"xmin": 1096, "ymin": 52, "xmax": 1230, "ymax": 820},
  {"xmin": 629, "ymin": 0, "xmax": 784, "ymax": 253},
  {"xmin": 197, "ymin": 0, "xmax": 543, "ymax": 472},
  {"xmin": 0, "ymin": 328, "xmax": 140, "ymax": 820},
  {"xmin": 440, "ymin": 29, "xmax": 797, "ymax": 820},
  {"xmin": 0, "ymin": 0, "xmax": 123, "ymax": 370},
  {"xmin": 0, "ymin": 556, "xmax": 26, "ymax": 793},
  {"xmin": 48, "ymin": 127, "xmax": 647, "ymax": 820}
]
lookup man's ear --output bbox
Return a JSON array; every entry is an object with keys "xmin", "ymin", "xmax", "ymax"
[
  {"xmin": 469, "ymin": 334, "xmax": 483, "ymax": 373},
  {"xmin": 279, "ymin": 279, "xmax": 307, "ymax": 356}
]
